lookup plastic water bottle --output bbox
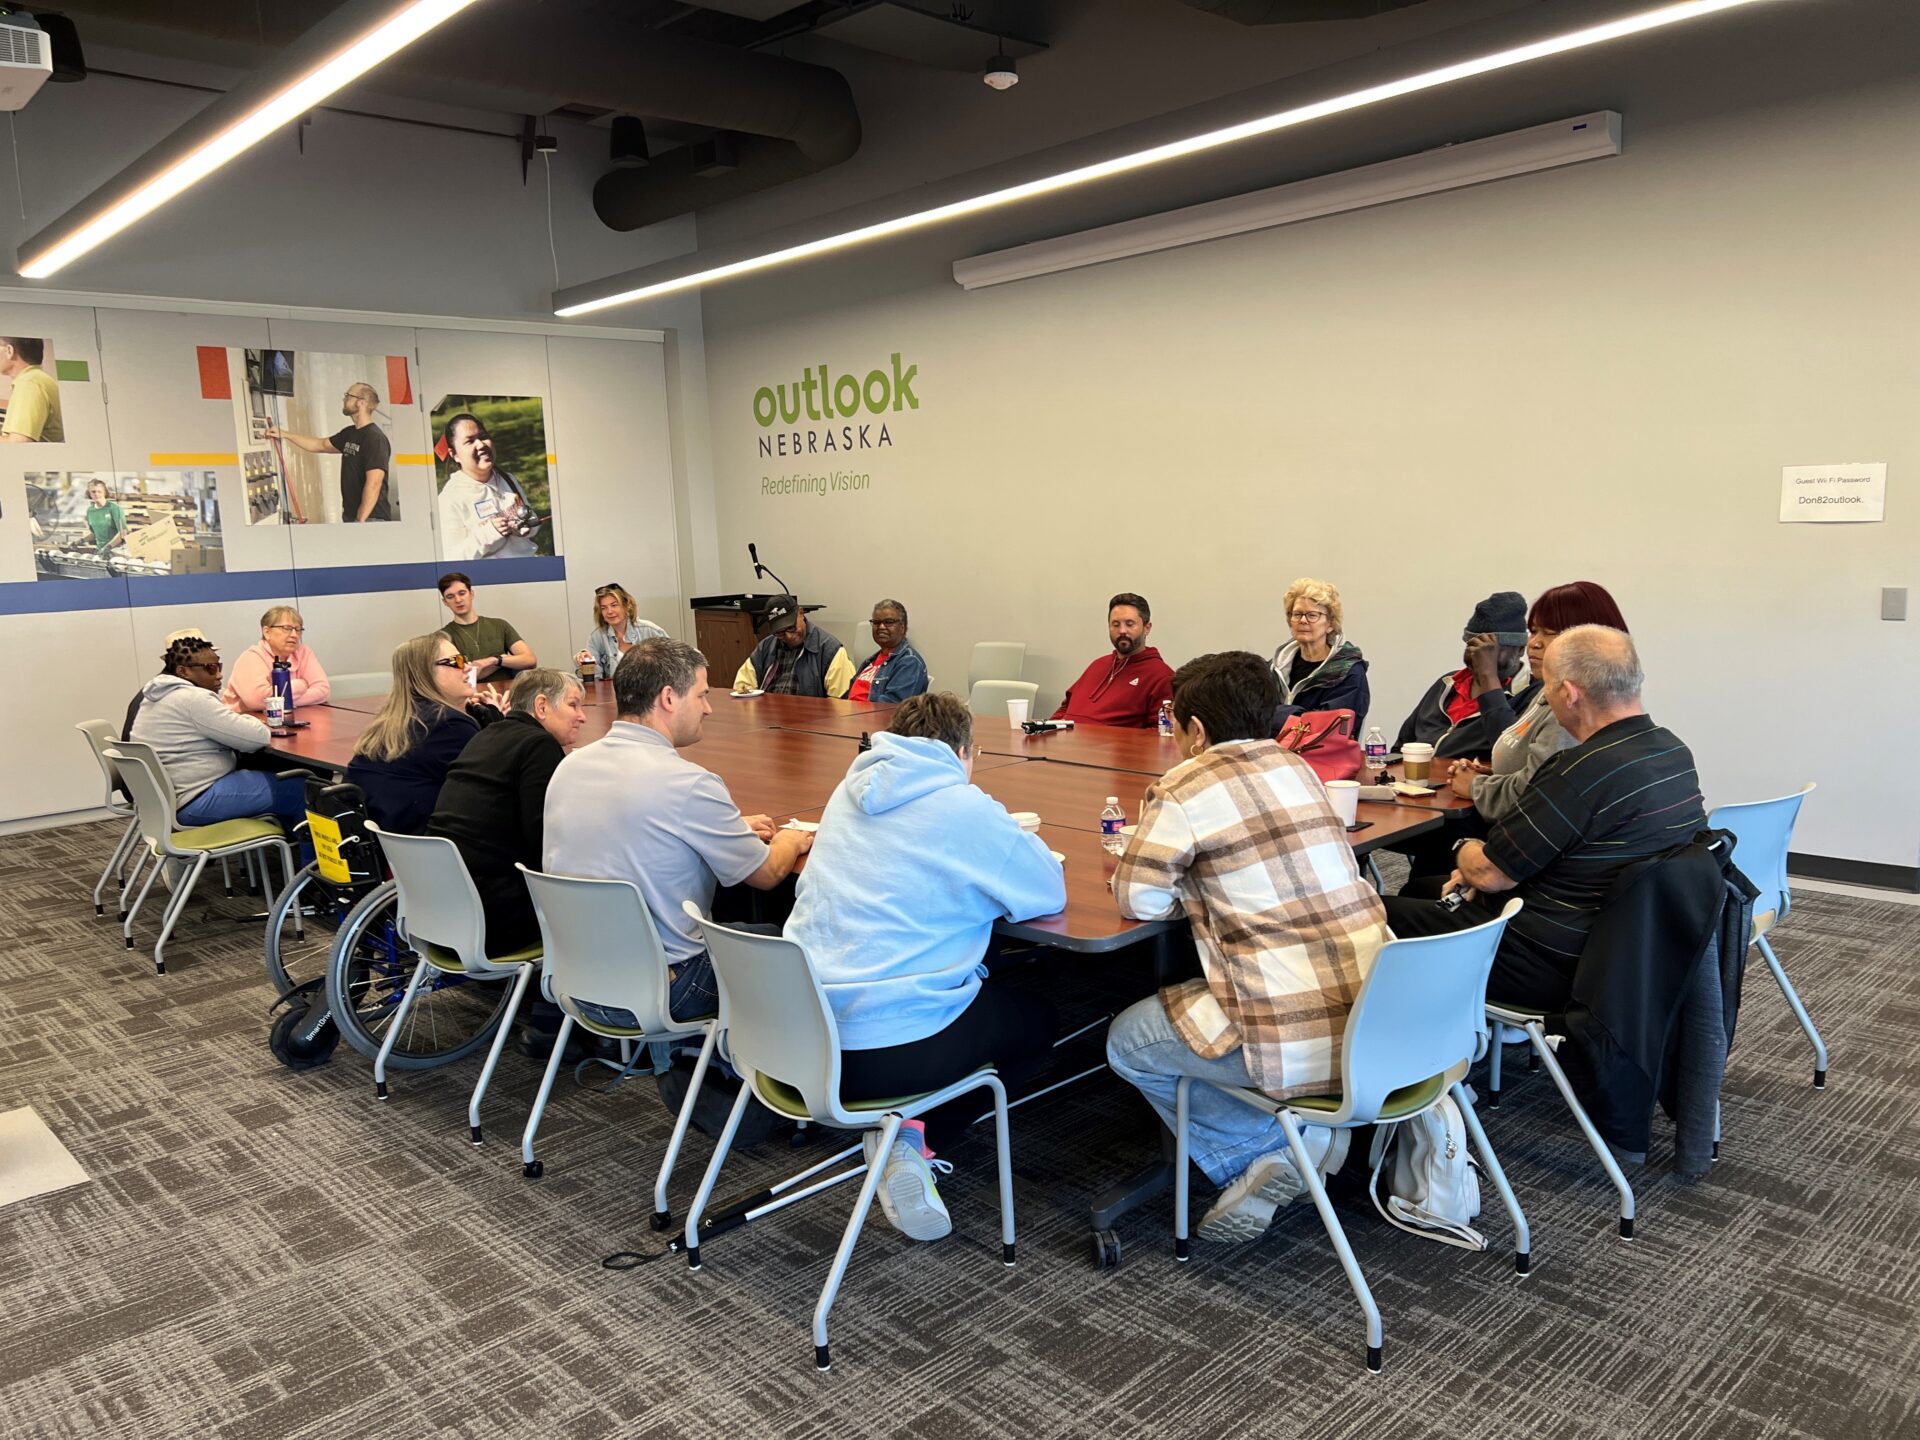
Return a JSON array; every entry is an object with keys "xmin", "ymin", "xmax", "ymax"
[
  {"xmin": 1157, "ymin": 699, "xmax": 1174, "ymax": 739},
  {"xmin": 1364, "ymin": 726, "xmax": 1388, "ymax": 777},
  {"xmin": 268, "ymin": 660, "xmax": 292, "ymax": 725},
  {"xmin": 1100, "ymin": 796, "xmax": 1127, "ymax": 855}
]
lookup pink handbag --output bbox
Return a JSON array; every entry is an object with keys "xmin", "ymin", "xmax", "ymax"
[{"xmin": 1277, "ymin": 709, "xmax": 1363, "ymax": 782}]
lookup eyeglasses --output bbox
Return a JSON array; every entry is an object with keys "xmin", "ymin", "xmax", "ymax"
[
  {"xmin": 266, "ymin": 624, "xmax": 304, "ymax": 636},
  {"xmin": 1289, "ymin": 610, "xmax": 1329, "ymax": 622},
  {"xmin": 434, "ymin": 656, "xmax": 466, "ymax": 670},
  {"xmin": 869, "ymin": 616, "xmax": 904, "ymax": 628}
]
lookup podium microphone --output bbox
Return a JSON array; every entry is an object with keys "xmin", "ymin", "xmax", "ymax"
[{"xmin": 747, "ymin": 541, "xmax": 792, "ymax": 597}]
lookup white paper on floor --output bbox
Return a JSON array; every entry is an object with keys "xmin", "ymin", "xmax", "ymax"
[{"xmin": 0, "ymin": 1106, "xmax": 89, "ymax": 1207}]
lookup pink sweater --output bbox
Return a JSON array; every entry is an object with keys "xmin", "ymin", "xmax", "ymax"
[{"xmin": 222, "ymin": 639, "xmax": 332, "ymax": 710}]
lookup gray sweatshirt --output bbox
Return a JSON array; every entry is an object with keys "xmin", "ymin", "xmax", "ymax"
[
  {"xmin": 129, "ymin": 674, "xmax": 272, "ymax": 803},
  {"xmin": 1469, "ymin": 695, "xmax": 1574, "ymax": 823}
]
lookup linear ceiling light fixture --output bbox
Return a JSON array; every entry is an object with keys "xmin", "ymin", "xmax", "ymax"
[
  {"xmin": 554, "ymin": 0, "xmax": 1774, "ymax": 317},
  {"xmin": 953, "ymin": 112, "xmax": 1624, "ymax": 289},
  {"xmin": 17, "ymin": 0, "xmax": 483, "ymax": 278}
]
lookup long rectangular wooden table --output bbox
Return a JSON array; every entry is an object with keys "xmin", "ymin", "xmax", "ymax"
[{"xmin": 264, "ymin": 697, "xmax": 1444, "ymax": 953}]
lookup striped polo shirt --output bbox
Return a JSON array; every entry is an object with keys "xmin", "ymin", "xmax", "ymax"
[{"xmin": 1483, "ymin": 714, "xmax": 1705, "ymax": 968}]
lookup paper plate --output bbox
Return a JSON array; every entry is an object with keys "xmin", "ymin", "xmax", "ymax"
[
  {"xmin": 783, "ymin": 819, "xmax": 820, "ymax": 833},
  {"xmin": 1048, "ymin": 850, "xmax": 1066, "ymax": 864},
  {"xmin": 730, "ymin": 689, "xmax": 764, "ymax": 698},
  {"xmin": 1391, "ymin": 780, "xmax": 1436, "ymax": 797}
]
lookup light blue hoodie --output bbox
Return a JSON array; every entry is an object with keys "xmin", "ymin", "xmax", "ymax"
[{"xmin": 787, "ymin": 732, "xmax": 1067, "ymax": 1050}]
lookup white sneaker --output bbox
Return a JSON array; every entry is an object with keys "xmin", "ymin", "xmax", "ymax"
[
  {"xmin": 1197, "ymin": 1127, "xmax": 1348, "ymax": 1244},
  {"xmin": 861, "ymin": 1130, "xmax": 953, "ymax": 1241}
]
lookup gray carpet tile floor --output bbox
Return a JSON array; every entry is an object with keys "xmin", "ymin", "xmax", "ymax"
[{"xmin": 1, "ymin": 819, "xmax": 1916, "ymax": 1439}]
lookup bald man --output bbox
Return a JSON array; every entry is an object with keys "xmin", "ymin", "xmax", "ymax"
[{"xmin": 266, "ymin": 381, "xmax": 392, "ymax": 522}]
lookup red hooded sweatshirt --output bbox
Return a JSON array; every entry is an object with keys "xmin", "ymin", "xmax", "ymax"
[{"xmin": 1051, "ymin": 646, "xmax": 1174, "ymax": 728}]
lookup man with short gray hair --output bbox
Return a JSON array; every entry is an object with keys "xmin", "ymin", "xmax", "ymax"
[
  {"xmin": 427, "ymin": 667, "xmax": 587, "ymax": 955},
  {"xmin": 543, "ymin": 638, "xmax": 812, "ymax": 1022},
  {"xmin": 1383, "ymin": 625, "xmax": 1704, "ymax": 1010}
]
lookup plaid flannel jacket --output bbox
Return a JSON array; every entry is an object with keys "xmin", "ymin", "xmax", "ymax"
[{"xmin": 1113, "ymin": 739, "xmax": 1389, "ymax": 1101}]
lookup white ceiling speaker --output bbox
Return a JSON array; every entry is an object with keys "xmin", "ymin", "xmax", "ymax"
[{"xmin": 983, "ymin": 50, "xmax": 1017, "ymax": 90}]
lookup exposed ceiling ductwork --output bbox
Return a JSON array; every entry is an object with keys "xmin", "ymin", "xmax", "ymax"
[
  {"xmin": 50, "ymin": 0, "xmax": 863, "ymax": 230},
  {"xmin": 1176, "ymin": 0, "xmax": 1430, "ymax": 21}
]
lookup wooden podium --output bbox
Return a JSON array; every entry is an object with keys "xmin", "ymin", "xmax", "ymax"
[{"xmin": 689, "ymin": 594, "xmax": 790, "ymax": 687}]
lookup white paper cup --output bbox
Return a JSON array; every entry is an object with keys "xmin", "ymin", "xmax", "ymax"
[
  {"xmin": 1325, "ymin": 778, "xmax": 1361, "ymax": 827},
  {"xmin": 1011, "ymin": 811, "xmax": 1042, "ymax": 834},
  {"xmin": 1401, "ymin": 742, "xmax": 1435, "ymax": 782},
  {"xmin": 1007, "ymin": 698, "xmax": 1030, "ymax": 729}
]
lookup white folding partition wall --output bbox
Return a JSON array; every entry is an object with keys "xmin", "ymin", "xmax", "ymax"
[{"xmin": 0, "ymin": 294, "xmax": 675, "ymax": 826}]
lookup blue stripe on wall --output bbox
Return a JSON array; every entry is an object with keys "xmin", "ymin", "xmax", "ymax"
[{"xmin": 0, "ymin": 555, "xmax": 567, "ymax": 616}]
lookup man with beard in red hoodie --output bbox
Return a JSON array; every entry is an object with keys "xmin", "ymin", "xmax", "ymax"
[{"xmin": 1051, "ymin": 592, "xmax": 1175, "ymax": 728}]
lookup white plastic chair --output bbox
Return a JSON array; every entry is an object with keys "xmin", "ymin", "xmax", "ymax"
[
  {"xmin": 76, "ymin": 720, "xmax": 142, "ymax": 920},
  {"xmin": 850, "ymin": 620, "xmax": 874, "ymax": 664},
  {"xmin": 104, "ymin": 744, "xmax": 295, "ymax": 976},
  {"xmin": 680, "ymin": 901, "xmax": 1015, "ymax": 1373},
  {"xmin": 968, "ymin": 679, "xmax": 1039, "ymax": 717},
  {"xmin": 365, "ymin": 823, "xmax": 542, "ymax": 1144},
  {"xmin": 326, "ymin": 671, "xmax": 390, "ymax": 695},
  {"xmin": 516, "ymin": 865, "xmax": 720, "ymax": 1229},
  {"xmin": 1707, "ymin": 783, "xmax": 1825, "ymax": 1088},
  {"xmin": 1173, "ymin": 899, "xmax": 1529, "ymax": 1375},
  {"xmin": 968, "ymin": 641, "xmax": 1027, "ymax": 688}
]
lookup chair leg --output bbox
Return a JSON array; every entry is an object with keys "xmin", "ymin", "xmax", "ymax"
[
  {"xmin": 1526, "ymin": 1021, "xmax": 1635, "ymax": 1238},
  {"xmin": 1712, "ymin": 1097, "xmax": 1721, "ymax": 1161},
  {"xmin": 374, "ymin": 957, "xmax": 433, "ymax": 1101},
  {"xmin": 1172, "ymin": 1076, "xmax": 1192, "ymax": 1262},
  {"xmin": 122, "ymin": 851, "xmax": 162, "ymax": 949},
  {"xmin": 150, "ymin": 854, "xmax": 207, "ymax": 975},
  {"xmin": 220, "ymin": 856, "xmax": 233, "ymax": 897},
  {"xmin": 983, "ymin": 1073, "xmax": 1015, "ymax": 1267},
  {"xmin": 519, "ymin": 1014, "xmax": 575, "ymax": 1178},
  {"xmin": 1365, "ymin": 855, "xmax": 1384, "ymax": 894},
  {"xmin": 1756, "ymin": 935, "xmax": 1827, "ymax": 1088},
  {"xmin": 653, "ymin": 1023, "xmax": 719, "ymax": 1230},
  {"xmin": 812, "ymin": 1112, "xmax": 902, "ymax": 1373},
  {"xmin": 1453, "ymin": 1081, "xmax": 1530, "ymax": 1275},
  {"xmin": 94, "ymin": 817, "xmax": 138, "ymax": 916},
  {"xmin": 467, "ymin": 965, "xmax": 536, "ymax": 1145},
  {"xmin": 684, "ymin": 1084, "xmax": 756, "ymax": 1271},
  {"xmin": 1279, "ymin": 1110, "xmax": 1382, "ymax": 1374}
]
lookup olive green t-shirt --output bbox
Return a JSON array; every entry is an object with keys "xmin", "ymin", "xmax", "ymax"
[{"xmin": 441, "ymin": 614, "xmax": 524, "ymax": 669}]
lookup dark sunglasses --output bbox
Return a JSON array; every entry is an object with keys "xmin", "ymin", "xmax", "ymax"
[{"xmin": 595, "ymin": 583, "xmax": 624, "ymax": 597}]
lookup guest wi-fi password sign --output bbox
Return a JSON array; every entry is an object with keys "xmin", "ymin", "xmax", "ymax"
[{"xmin": 1780, "ymin": 462, "xmax": 1886, "ymax": 523}]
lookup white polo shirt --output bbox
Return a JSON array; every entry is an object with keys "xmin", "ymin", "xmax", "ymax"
[{"xmin": 542, "ymin": 721, "xmax": 768, "ymax": 961}]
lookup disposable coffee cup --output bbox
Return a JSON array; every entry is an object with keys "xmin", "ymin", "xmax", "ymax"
[
  {"xmin": 1007, "ymin": 698, "xmax": 1030, "ymax": 730},
  {"xmin": 1402, "ymin": 743, "xmax": 1434, "ymax": 782},
  {"xmin": 1325, "ymin": 779, "xmax": 1361, "ymax": 827},
  {"xmin": 578, "ymin": 658, "xmax": 597, "ymax": 682},
  {"xmin": 1011, "ymin": 811, "xmax": 1042, "ymax": 834}
]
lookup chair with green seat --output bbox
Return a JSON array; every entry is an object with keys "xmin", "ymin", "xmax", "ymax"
[
  {"xmin": 679, "ymin": 901, "xmax": 1016, "ymax": 1373},
  {"xmin": 1707, "ymin": 783, "xmax": 1825, "ymax": 1088},
  {"xmin": 1171, "ymin": 899, "xmax": 1530, "ymax": 1375},
  {"xmin": 104, "ymin": 744, "xmax": 296, "ymax": 976},
  {"xmin": 76, "ymin": 720, "xmax": 143, "ymax": 920},
  {"xmin": 515, "ymin": 865, "xmax": 720, "ymax": 1223},
  {"xmin": 364, "ymin": 822, "xmax": 541, "ymax": 1144}
]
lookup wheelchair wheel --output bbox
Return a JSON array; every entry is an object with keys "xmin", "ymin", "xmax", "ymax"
[
  {"xmin": 265, "ymin": 861, "xmax": 367, "ymax": 998},
  {"xmin": 324, "ymin": 880, "xmax": 516, "ymax": 1070}
]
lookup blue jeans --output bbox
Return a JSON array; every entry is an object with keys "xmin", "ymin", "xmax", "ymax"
[
  {"xmin": 178, "ymin": 769, "xmax": 308, "ymax": 832},
  {"xmin": 1105, "ymin": 994, "xmax": 1288, "ymax": 1187},
  {"xmin": 573, "ymin": 950, "xmax": 720, "ymax": 1031}
]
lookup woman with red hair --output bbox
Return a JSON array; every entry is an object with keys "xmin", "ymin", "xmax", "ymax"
[{"xmin": 1398, "ymin": 581, "xmax": 1629, "ymax": 896}]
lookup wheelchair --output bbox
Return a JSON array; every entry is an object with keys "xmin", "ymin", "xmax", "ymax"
[{"xmin": 266, "ymin": 777, "xmax": 516, "ymax": 1070}]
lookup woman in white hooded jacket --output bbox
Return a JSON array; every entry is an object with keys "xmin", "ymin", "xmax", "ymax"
[{"xmin": 130, "ymin": 636, "xmax": 308, "ymax": 830}]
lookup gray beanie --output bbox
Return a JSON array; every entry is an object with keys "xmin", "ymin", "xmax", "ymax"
[{"xmin": 1465, "ymin": 591, "xmax": 1528, "ymax": 645}]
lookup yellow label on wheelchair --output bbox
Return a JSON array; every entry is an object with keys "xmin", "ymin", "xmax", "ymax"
[{"xmin": 307, "ymin": 811, "xmax": 352, "ymax": 886}]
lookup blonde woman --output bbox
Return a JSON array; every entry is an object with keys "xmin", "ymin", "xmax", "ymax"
[
  {"xmin": 345, "ymin": 633, "xmax": 500, "ymax": 833},
  {"xmin": 1268, "ymin": 576, "xmax": 1370, "ymax": 730},
  {"xmin": 574, "ymin": 581, "xmax": 667, "ymax": 675},
  {"xmin": 223, "ymin": 605, "xmax": 332, "ymax": 711}
]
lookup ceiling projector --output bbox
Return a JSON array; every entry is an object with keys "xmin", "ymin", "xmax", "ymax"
[{"xmin": 0, "ymin": 8, "xmax": 51, "ymax": 111}]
